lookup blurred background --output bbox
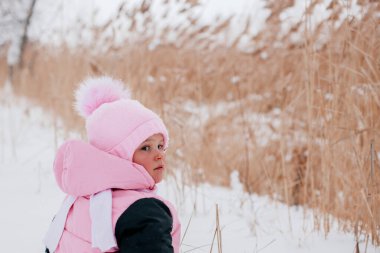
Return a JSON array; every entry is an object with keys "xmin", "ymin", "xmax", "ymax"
[{"xmin": 1, "ymin": 0, "xmax": 380, "ymax": 248}]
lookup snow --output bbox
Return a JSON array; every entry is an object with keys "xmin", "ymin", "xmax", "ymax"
[
  {"xmin": 7, "ymin": 35, "xmax": 23, "ymax": 66},
  {"xmin": 0, "ymin": 0, "xmax": 373, "ymax": 55},
  {"xmin": 1, "ymin": 94, "xmax": 379, "ymax": 252}
]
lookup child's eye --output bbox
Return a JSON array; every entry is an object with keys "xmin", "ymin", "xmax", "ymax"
[
  {"xmin": 141, "ymin": 145, "xmax": 151, "ymax": 151},
  {"xmin": 158, "ymin": 144, "xmax": 164, "ymax": 150}
]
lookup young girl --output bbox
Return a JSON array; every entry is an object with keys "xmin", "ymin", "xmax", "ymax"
[{"xmin": 44, "ymin": 76, "xmax": 181, "ymax": 253}]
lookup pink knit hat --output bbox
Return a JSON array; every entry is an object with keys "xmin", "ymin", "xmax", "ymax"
[{"xmin": 74, "ymin": 76, "xmax": 169, "ymax": 161}]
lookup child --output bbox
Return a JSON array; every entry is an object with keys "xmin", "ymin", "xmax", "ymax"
[{"xmin": 44, "ymin": 76, "xmax": 181, "ymax": 253}]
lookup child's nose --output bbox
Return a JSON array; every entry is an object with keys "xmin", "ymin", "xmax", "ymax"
[{"xmin": 154, "ymin": 150, "xmax": 164, "ymax": 160}]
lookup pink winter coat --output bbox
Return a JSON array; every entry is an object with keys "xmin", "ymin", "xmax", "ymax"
[{"xmin": 50, "ymin": 140, "xmax": 181, "ymax": 253}]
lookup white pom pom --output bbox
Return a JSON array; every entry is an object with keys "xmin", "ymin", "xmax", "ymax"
[{"xmin": 74, "ymin": 76, "xmax": 131, "ymax": 118}]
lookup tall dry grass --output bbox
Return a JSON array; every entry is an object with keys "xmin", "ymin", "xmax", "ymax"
[{"xmin": 1, "ymin": 0, "xmax": 379, "ymax": 245}]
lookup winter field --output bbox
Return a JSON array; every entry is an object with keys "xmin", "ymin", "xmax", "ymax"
[
  {"xmin": 1, "ymin": 0, "xmax": 380, "ymax": 252},
  {"xmin": 1, "ymin": 91, "xmax": 378, "ymax": 252}
]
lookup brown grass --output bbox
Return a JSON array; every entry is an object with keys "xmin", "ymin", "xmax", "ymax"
[{"xmin": 1, "ymin": 0, "xmax": 380, "ymax": 245}]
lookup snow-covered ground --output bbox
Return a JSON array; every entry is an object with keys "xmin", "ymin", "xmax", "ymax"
[{"xmin": 0, "ymin": 90, "xmax": 379, "ymax": 252}]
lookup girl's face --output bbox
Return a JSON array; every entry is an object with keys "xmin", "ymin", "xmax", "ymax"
[{"xmin": 133, "ymin": 133, "xmax": 166, "ymax": 184}]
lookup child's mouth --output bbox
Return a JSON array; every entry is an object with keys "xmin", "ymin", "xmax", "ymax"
[{"xmin": 154, "ymin": 166, "xmax": 164, "ymax": 171}]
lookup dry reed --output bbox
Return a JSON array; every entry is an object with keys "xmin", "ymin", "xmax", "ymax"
[{"xmin": 1, "ymin": 0, "xmax": 379, "ymax": 246}]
